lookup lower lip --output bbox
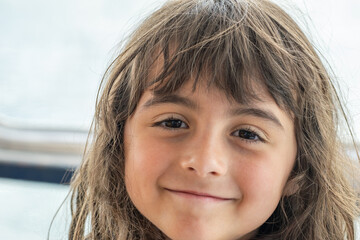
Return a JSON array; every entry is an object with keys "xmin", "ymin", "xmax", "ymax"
[{"xmin": 165, "ymin": 189, "xmax": 231, "ymax": 203}]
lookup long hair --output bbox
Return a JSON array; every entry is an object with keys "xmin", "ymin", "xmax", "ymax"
[{"xmin": 68, "ymin": 0, "xmax": 360, "ymax": 239}]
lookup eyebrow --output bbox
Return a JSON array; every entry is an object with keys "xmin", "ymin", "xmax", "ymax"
[
  {"xmin": 229, "ymin": 107, "xmax": 284, "ymax": 130},
  {"xmin": 142, "ymin": 94, "xmax": 284, "ymax": 129},
  {"xmin": 142, "ymin": 94, "xmax": 198, "ymax": 110}
]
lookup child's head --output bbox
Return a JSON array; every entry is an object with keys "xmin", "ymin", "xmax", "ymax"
[
  {"xmin": 124, "ymin": 75, "xmax": 297, "ymax": 240},
  {"xmin": 69, "ymin": 0, "xmax": 359, "ymax": 239}
]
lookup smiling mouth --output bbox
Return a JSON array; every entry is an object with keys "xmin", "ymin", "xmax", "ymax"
[{"xmin": 165, "ymin": 188, "xmax": 234, "ymax": 201}]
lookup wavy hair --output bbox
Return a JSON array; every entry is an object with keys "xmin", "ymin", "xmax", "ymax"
[{"xmin": 68, "ymin": 0, "xmax": 359, "ymax": 239}]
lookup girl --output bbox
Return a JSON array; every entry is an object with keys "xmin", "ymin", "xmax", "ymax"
[{"xmin": 68, "ymin": 0, "xmax": 360, "ymax": 239}]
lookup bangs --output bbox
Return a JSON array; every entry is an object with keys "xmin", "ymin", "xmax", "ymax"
[
  {"xmin": 121, "ymin": 0, "xmax": 319, "ymax": 117},
  {"xmin": 147, "ymin": 33, "xmax": 263, "ymax": 106},
  {"xmin": 144, "ymin": 0, "xmax": 264, "ymax": 105}
]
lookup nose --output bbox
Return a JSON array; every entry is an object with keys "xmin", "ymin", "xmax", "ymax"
[{"xmin": 180, "ymin": 131, "xmax": 228, "ymax": 177}]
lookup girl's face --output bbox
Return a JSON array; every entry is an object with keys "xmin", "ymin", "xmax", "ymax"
[{"xmin": 124, "ymin": 75, "xmax": 297, "ymax": 240}]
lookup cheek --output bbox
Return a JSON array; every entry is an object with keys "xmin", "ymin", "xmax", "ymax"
[
  {"xmin": 126, "ymin": 136, "xmax": 173, "ymax": 174},
  {"xmin": 237, "ymin": 164, "xmax": 276, "ymax": 198},
  {"xmin": 232, "ymin": 152, "xmax": 292, "ymax": 205},
  {"xmin": 124, "ymin": 132, "xmax": 175, "ymax": 199}
]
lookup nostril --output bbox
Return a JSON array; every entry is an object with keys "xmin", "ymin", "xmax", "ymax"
[
  {"xmin": 188, "ymin": 166, "xmax": 196, "ymax": 171},
  {"xmin": 180, "ymin": 154, "xmax": 228, "ymax": 177}
]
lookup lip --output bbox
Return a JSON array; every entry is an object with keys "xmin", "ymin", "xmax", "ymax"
[{"xmin": 165, "ymin": 188, "xmax": 234, "ymax": 201}]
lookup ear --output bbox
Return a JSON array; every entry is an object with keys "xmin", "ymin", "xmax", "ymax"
[{"xmin": 282, "ymin": 178, "xmax": 299, "ymax": 197}]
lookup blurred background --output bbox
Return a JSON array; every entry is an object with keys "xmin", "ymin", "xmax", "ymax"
[{"xmin": 0, "ymin": 0, "xmax": 359, "ymax": 239}]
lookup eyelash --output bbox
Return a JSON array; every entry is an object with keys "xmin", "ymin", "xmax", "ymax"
[
  {"xmin": 153, "ymin": 117, "xmax": 189, "ymax": 130},
  {"xmin": 231, "ymin": 127, "xmax": 265, "ymax": 143},
  {"xmin": 153, "ymin": 118, "xmax": 265, "ymax": 143}
]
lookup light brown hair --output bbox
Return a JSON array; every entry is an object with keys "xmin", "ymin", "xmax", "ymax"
[{"xmin": 68, "ymin": 0, "xmax": 360, "ymax": 239}]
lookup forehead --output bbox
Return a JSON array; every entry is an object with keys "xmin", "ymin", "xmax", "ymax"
[
  {"xmin": 136, "ymin": 76, "xmax": 290, "ymax": 133},
  {"xmin": 146, "ymin": 48, "xmax": 268, "ymax": 106},
  {"xmin": 143, "ymin": 76, "xmax": 275, "ymax": 114},
  {"xmin": 141, "ymin": 56, "xmax": 280, "ymax": 117},
  {"xmin": 139, "ymin": 59, "xmax": 295, "ymax": 128}
]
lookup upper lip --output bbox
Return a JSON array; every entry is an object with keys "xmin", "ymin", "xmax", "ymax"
[{"xmin": 165, "ymin": 188, "xmax": 234, "ymax": 200}]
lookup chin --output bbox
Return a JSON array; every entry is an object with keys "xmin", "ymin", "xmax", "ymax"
[
  {"xmin": 165, "ymin": 231, "xmax": 214, "ymax": 240},
  {"xmin": 160, "ymin": 224, "xmax": 236, "ymax": 240},
  {"xmin": 160, "ymin": 224, "xmax": 257, "ymax": 240}
]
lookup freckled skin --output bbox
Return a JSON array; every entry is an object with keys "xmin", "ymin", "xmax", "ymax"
[{"xmin": 124, "ymin": 79, "xmax": 297, "ymax": 240}]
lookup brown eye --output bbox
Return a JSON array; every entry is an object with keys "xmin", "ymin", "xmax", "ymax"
[
  {"xmin": 237, "ymin": 130, "xmax": 258, "ymax": 140},
  {"xmin": 155, "ymin": 118, "xmax": 188, "ymax": 129},
  {"xmin": 232, "ymin": 128, "xmax": 264, "ymax": 142}
]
